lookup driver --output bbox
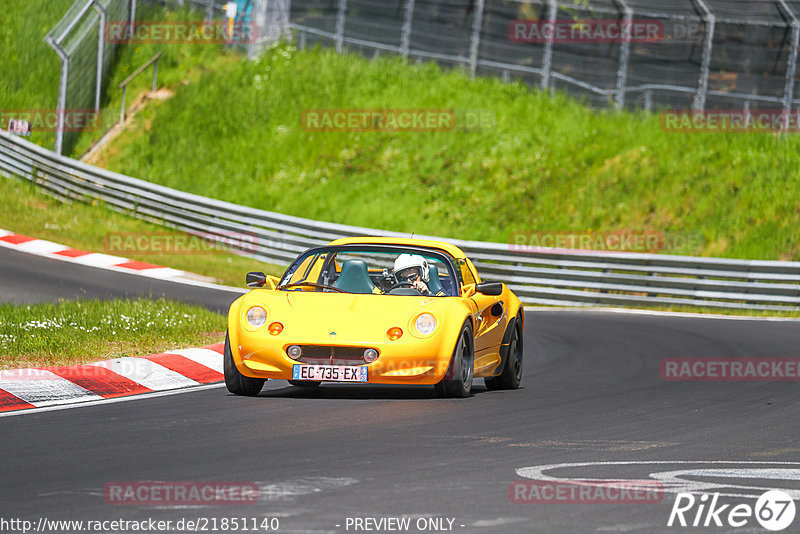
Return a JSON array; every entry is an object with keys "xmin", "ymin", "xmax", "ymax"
[{"xmin": 391, "ymin": 254, "xmax": 445, "ymax": 296}]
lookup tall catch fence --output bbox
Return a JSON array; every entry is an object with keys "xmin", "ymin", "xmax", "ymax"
[
  {"xmin": 45, "ymin": 0, "xmax": 136, "ymax": 155},
  {"xmin": 40, "ymin": 1, "xmax": 800, "ymax": 153},
  {"xmin": 286, "ymin": 0, "xmax": 800, "ymax": 113}
]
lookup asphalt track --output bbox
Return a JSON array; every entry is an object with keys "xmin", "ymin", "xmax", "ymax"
[{"xmin": 2, "ymin": 247, "xmax": 800, "ymax": 533}]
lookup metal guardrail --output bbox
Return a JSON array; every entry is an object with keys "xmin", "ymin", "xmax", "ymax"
[{"xmin": 1, "ymin": 129, "xmax": 799, "ymax": 312}]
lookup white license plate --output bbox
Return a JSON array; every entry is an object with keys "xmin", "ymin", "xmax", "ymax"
[{"xmin": 292, "ymin": 364, "xmax": 368, "ymax": 382}]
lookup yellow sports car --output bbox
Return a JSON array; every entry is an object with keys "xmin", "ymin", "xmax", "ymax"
[{"xmin": 224, "ymin": 237, "xmax": 524, "ymax": 397}]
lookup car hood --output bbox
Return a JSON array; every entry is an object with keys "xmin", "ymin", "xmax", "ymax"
[{"xmin": 240, "ymin": 290, "xmax": 457, "ymax": 342}]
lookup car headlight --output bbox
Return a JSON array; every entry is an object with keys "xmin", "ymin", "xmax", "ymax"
[
  {"xmin": 245, "ymin": 306, "xmax": 267, "ymax": 328},
  {"xmin": 414, "ymin": 313, "xmax": 437, "ymax": 336}
]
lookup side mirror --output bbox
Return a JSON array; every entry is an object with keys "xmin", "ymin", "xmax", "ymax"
[
  {"xmin": 246, "ymin": 272, "xmax": 267, "ymax": 288},
  {"xmin": 476, "ymin": 281, "xmax": 503, "ymax": 296}
]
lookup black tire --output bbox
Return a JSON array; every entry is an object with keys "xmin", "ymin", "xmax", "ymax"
[
  {"xmin": 435, "ymin": 322, "xmax": 474, "ymax": 398},
  {"xmin": 223, "ymin": 332, "xmax": 265, "ymax": 396},
  {"xmin": 487, "ymin": 318, "xmax": 523, "ymax": 390},
  {"xmin": 288, "ymin": 380, "xmax": 321, "ymax": 388}
]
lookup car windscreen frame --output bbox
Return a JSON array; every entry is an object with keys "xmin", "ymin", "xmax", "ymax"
[{"xmin": 279, "ymin": 244, "xmax": 462, "ymax": 296}]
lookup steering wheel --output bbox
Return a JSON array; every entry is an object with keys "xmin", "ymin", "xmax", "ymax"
[{"xmin": 388, "ymin": 280, "xmax": 415, "ymax": 291}]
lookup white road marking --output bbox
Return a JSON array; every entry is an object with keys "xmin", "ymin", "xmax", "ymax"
[
  {"xmin": 596, "ymin": 523, "xmax": 661, "ymax": 532},
  {"xmin": 516, "ymin": 461, "xmax": 800, "ymax": 500},
  {"xmin": 165, "ymin": 348, "xmax": 224, "ymax": 373},
  {"xmin": 131, "ymin": 267, "xmax": 185, "ymax": 279},
  {"xmin": 0, "ymin": 383, "xmax": 225, "ymax": 418},
  {"xmin": 15, "ymin": 239, "xmax": 69, "ymax": 255},
  {"xmin": 0, "ymin": 369, "xmax": 102, "ymax": 406},
  {"xmin": 257, "ymin": 477, "xmax": 359, "ymax": 501},
  {"xmin": 89, "ymin": 357, "xmax": 200, "ymax": 391},
  {"xmin": 72, "ymin": 253, "xmax": 130, "ymax": 268},
  {"xmin": 471, "ymin": 517, "xmax": 528, "ymax": 527}
]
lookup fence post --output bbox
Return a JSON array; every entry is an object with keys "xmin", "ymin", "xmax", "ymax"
[
  {"xmin": 540, "ymin": 0, "xmax": 557, "ymax": 90},
  {"xmin": 129, "ymin": 0, "xmax": 137, "ymax": 38},
  {"xmin": 206, "ymin": 0, "xmax": 214, "ymax": 23},
  {"xmin": 120, "ymin": 86, "xmax": 127, "ymax": 123},
  {"xmin": 691, "ymin": 0, "xmax": 714, "ymax": 111},
  {"xmin": 249, "ymin": 0, "xmax": 264, "ymax": 58},
  {"xmin": 334, "ymin": 0, "xmax": 347, "ymax": 53},
  {"xmin": 152, "ymin": 56, "xmax": 159, "ymax": 91},
  {"xmin": 45, "ymin": 37, "xmax": 69, "ymax": 156},
  {"xmin": 92, "ymin": 1, "xmax": 106, "ymax": 111},
  {"xmin": 469, "ymin": 0, "xmax": 485, "ymax": 77},
  {"xmin": 612, "ymin": 0, "xmax": 632, "ymax": 110},
  {"xmin": 777, "ymin": 0, "xmax": 799, "ymax": 116},
  {"xmin": 400, "ymin": 0, "xmax": 415, "ymax": 57}
]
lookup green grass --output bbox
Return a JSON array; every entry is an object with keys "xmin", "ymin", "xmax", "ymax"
[
  {"xmin": 94, "ymin": 44, "xmax": 800, "ymax": 261},
  {"xmin": 0, "ymin": 298, "xmax": 226, "ymax": 369},
  {"xmin": 0, "ymin": 176, "xmax": 283, "ymax": 287}
]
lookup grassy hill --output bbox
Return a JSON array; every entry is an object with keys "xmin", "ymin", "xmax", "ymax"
[{"xmin": 93, "ymin": 44, "xmax": 800, "ymax": 260}]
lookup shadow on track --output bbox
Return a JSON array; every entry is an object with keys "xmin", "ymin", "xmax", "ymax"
[{"xmin": 223, "ymin": 382, "xmax": 503, "ymax": 401}]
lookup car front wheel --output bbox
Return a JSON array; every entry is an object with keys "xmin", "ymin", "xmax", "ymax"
[
  {"xmin": 224, "ymin": 332, "xmax": 265, "ymax": 396},
  {"xmin": 435, "ymin": 321, "xmax": 474, "ymax": 398}
]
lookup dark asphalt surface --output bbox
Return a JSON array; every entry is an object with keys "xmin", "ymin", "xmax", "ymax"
[{"xmin": 1, "ymin": 247, "xmax": 800, "ymax": 533}]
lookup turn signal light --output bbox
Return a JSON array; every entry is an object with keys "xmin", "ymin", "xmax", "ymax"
[
  {"xmin": 387, "ymin": 327, "xmax": 403, "ymax": 341},
  {"xmin": 268, "ymin": 322, "xmax": 284, "ymax": 335}
]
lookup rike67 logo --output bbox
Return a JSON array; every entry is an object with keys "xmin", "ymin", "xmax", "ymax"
[{"xmin": 668, "ymin": 490, "xmax": 796, "ymax": 531}]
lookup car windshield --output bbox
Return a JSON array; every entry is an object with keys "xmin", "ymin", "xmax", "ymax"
[{"xmin": 278, "ymin": 246, "xmax": 459, "ymax": 296}]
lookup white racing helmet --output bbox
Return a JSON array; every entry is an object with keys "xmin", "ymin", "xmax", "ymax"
[{"xmin": 393, "ymin": 253, "xmax": 429, "ymax": 283}]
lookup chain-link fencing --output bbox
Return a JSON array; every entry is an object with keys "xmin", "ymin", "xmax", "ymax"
[
  {"xmin": 45, "ymin": 0, "xmax": 136, "ymax": 155},
  {"xmin": 284, "ymin": 0, "xmax": 800, "ymax": 113},
  {"xmin": 44, "ymin": 0, "xmax": 243, "ymax": 156}
]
